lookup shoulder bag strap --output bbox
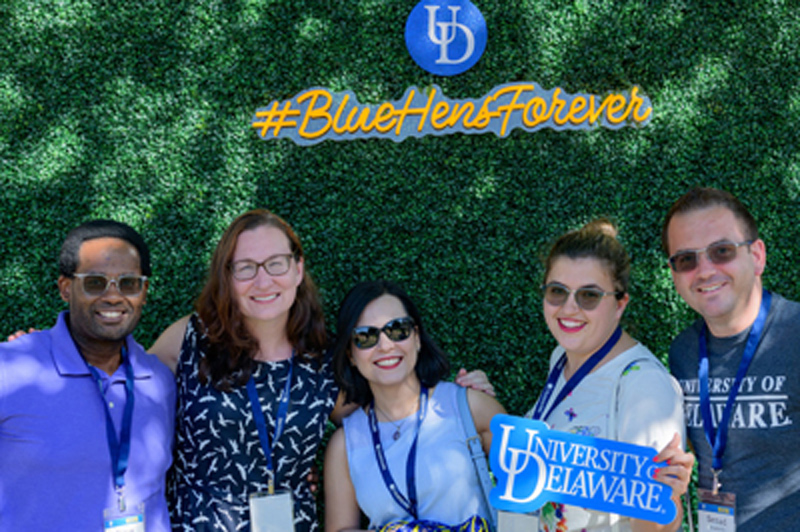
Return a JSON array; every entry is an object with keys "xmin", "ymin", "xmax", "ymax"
[
  {"xmin": 456, "ymin": 385, "xmax": 497, "ymax": 529},
  {"xmin": 607, "ymin": 358, "xmax": 649, "ymax": 532},
  {"xmin": 610, "ymin": 357, "xmax": 693, "ymax": 532}
]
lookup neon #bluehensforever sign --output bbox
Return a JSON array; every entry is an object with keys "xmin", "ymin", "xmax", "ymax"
[
  {"xmin": 489, "ymin": 415, "xmax": 676, "ymax": 524},
  {"xmin": 251, "ymin": 0, "xmax": 653, "ymax": 144},
  {"xmin": 251, "ymin": 84, "xmax": 652, "ymax": 146}
]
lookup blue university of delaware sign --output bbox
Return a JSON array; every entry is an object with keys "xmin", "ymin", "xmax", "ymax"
[
  {"xmin": 404, "ymin": 0, "xmax": 487, "ymax": 76},
  {"xmin": 489, "ymin": 415, "xmax": 677, "ymax": 524}
]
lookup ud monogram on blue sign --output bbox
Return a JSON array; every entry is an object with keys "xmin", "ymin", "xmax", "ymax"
[
  {"xmin": 489, "ymin": 415, "xmax": 676, "ymax": 525},
  {"xmin": 404, "ymin": 0, "xmax": 487, "ymax": 76}
]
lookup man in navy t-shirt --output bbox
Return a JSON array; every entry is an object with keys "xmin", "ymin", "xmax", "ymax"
[{"xmin": 662, "ymin": 187, "xmax": 800, "ymax": 532}]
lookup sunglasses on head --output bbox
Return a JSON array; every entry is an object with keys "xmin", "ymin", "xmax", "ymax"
[
  {"xmin": 541, "ymin": 282, "xmax": 621, "ymax": 311},
  {"xmin": 352, "ymin": 317, "xmax": 415, "ymax": 349},
  {"xmin": 72, "ymin": 273, "xmax": 148, "ymax": 297},
  {"xmin": 668, "ymin": 240, "xmax": 752, "ymax": 273}
]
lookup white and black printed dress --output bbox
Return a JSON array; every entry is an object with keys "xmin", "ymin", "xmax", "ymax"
[{"xmin": 168, "ymin": 314, "xmax": 338, "ymax": 532}]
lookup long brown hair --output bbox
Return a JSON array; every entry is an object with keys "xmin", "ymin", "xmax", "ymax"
[{"xmin": 195, "ymin": 209, "xmax": 327, "ymax": 389}]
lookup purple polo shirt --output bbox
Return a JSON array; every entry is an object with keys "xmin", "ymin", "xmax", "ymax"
[{"xmin": 0, "ymin": 311, "xmax": 175, "ymax": 531}]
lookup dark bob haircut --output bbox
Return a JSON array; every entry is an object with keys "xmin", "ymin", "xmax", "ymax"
[
  {"xmin": 59, "ymin": 219, "xmax": 151, "ymax": 277},
  {"xmin": 332, "ymin": 280, "xmax": 450, "ymax": 406}
]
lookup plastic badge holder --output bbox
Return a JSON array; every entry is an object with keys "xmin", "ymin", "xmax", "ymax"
[{"xmin": 249, "ymin": 490, "xmax": 295, "ymax": 532}]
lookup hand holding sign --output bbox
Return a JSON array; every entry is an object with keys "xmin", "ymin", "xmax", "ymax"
[
  {"xmin": 489, "ymin": 414, "xmax": 678, "ymax": 525},
  {"xmin": 652, "ymin": 433, "xmax": 694, "ymax": 498}
]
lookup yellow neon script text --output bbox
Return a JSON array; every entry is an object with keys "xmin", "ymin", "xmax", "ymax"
[{"xmin": 252, "ymin": 83, "xmax": 652, "ymax": 145}]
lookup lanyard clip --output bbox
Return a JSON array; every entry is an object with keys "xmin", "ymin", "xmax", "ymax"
[
  {"xmin": 268, "ymin": 477, "xmax": 275, "ymax": 496},
  {"xmin": 711, "ymin": 469, "xmax": 722, "ymax": 496},
  {"xmin": 116, "ymin": 486, "xmax": 127, "ymax": 512}
]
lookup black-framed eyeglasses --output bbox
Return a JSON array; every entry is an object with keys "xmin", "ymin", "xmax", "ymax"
[
  {"xmin": 72, "ymin": 273, "xmax": 148, "ymax": 297},
  {"xmin": 230, "ymin": 254, "xmax": 294, "ymax": 281},
  {"xmin": 540, "ymin": 282, "xmax": 621, "ymax": 311},
  {"xmin": 668, "ymin": 240, "xmax": 753, "ymax": 273},
  {"xmin": 352, "ymin": 317, "xmax": 416, "ymax": 349}
]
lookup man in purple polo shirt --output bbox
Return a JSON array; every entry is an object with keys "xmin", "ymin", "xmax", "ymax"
[{"xmin": 0, "ymin": 220, "xmax": 175, "ymax": 531}]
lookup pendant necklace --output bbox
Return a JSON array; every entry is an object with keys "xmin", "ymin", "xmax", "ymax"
[{"xmin": 373, "ymin": 404, "xmax": 407, "ymax": 441}]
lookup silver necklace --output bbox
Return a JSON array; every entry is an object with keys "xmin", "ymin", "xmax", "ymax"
[{"xmin": 373, "ymin": 404, "xmax": 407, "ymax": 441}]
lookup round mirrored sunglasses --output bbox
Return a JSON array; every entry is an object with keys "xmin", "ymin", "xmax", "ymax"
[{"xmin": 351, "ymin": 317, "xmax": 415, "ymax": 349}]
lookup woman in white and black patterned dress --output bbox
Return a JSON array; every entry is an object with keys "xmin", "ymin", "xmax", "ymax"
[
  {"xmin": 167, "ymin": 314, "xmax": 337, "ymax": 532},
  {"xmin": 151, "ymin": 209, "xmax": 345, "ymax": 532}
]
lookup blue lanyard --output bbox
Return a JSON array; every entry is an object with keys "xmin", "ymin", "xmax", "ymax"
[
  {"xmin": 246, "ymin": 353, "xmax": 294, "ymax": 491},
  {"xmin": 368, "ymin": 386, "xmax": 429, "ymax": 519},
  {"xmin": 530, "ymin": 326, "xmax": 623, "ymax": 422},
  {"xmin": 699, "ymin": 289, "xmax": 771, "ymax": 474},
  {"xmin": 86, "ymin": 346, "xmax": 135, "ymax": 512}
]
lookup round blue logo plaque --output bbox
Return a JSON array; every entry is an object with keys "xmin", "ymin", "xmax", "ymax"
[{"xmin": 405, "ymin": 0, "xmax": 487, "ymax": 76}]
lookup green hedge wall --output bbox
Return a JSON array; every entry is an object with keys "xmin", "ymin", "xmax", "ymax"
[{"xmin": 2, "ymin": 0, "xmax": 799, "ymax": 423}]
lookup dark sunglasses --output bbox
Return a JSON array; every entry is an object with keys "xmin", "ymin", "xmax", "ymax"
[
  {"xmin": 541, "ymin": 282, "xmax": 621, "ymax": 311},
  {"xmin": 73, "ymin": 273, "xmax": 148, "ymax": 297},
  {"xmin": 668, "ymin": 240, "xmax": 753, "ymax": 273},
  {"xmin": 352, "ymin": 317, "xmax": 415, "ymax": 349}
]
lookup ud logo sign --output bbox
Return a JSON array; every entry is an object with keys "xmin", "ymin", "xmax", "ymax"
[
  {"xmin": 489, "ymin": 415, "xmax": 677, "ymax": 524},
  {"xmin": 405, "ymin": 0, "xmax": 487, "ymax": 76}
]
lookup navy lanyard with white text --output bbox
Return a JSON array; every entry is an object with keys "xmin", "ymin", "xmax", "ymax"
[
  {"xmin": 530, "ymin": 325, "xmax": 623, "ymax": 422},
  {"xmin": 86, "ymin": 345, "xmax": 135, "ymax": 512},
  {"xmin": 368, "ymin": 386, "xmax": 430, "ymax": 519},
  {"xmin": 699, "ymin": 289, "xmax": 771, "ymax": 492},
  {"xmin": 246, "ymin": 353, "xmax": 294, "ymax": 493}
]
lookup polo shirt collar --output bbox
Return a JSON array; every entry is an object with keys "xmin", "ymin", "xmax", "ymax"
[{"xmin": 51, "ymin": 311, "xmax": 153, "ymax": 379}]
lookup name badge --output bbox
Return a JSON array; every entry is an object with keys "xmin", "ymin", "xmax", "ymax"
[
  {"xmin": 698, "ymin": 488, "xmax": 736, "ymax": 532},
  {"xmin": 103, "ymin": 503, "xmax": 145, "ymax": 532},
  {"xmin": 249, "ymin": 490, "xmax": 295, "ymax": 532}
]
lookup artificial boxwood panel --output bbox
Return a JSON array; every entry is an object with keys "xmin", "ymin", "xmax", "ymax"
[{"xmin": 2, "ymin": 0, "xmax": 798, "ymax": 423}]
